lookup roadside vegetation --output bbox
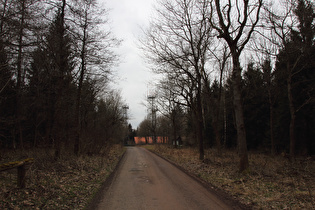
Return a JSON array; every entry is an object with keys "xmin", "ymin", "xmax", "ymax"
[
  {"xmin": 0, "ymin": 1, "xmax": 128, "ymax": 208},
  {"xmin": 147, "ymin": 144, "xmax": 315, "ymax": 209},
  {"xmin": 138, "ymin": 1, "xmax": 315, "ymax": 208},
  {"xmin": 140, "ymin": 0, "xmax": 315, "ymax": 173},
  {"xmin": 0, "ymin": 145, "xmax": 125, "ymax": 209}
]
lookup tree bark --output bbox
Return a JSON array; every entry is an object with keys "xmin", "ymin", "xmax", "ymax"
[
  {"xmin": 172, "ymin": 115, "xmax": 177, "ymax": 148},
  {"xmin": 74, "ymin": 8, "xmax": 88, "ymax": 156},
  {"xmin": 196, "ymin": 78, "xmax": 204, "ymax": 160},
  {"xmin": 287, "ymin": 68, "xmax": 296, "ymax": 158},
  {"xmin": 210, "ymin": 0, "xmax": 262, "ymax": 172},
  {"xmin": 232, "ymin": 52, "xmax": 248, "ymax": 171},
  {"xmin": 214, "ymin": 50, "xmax": 227, "ymax": 156},
  {"xmin": 54, "ymin": 0, "xmax": 66, "ymax": 160},
  {"xmin": 268, "ymin": 88, "xmax": 275, "ymax": 155},
  {"xmin": 16, "ymin": 0, "xmax": 26, "ymax": 149}
]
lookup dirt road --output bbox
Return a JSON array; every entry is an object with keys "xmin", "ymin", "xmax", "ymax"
[{"xmin": 94, "ymin": 147, "xmax": 240, "ymax": 210}]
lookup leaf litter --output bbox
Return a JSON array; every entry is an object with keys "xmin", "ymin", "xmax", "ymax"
[
  {"xmin": 0, "ymin": 145, "xmax": 125, "ymax": 209},
  {"xmin": 147, "ymin": 145, "xmax": 315, "ymax": 209}
]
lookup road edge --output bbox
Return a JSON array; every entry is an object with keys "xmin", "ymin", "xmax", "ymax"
[
  {"xmin": 145, "ymin": 147, "xmax": 252, "ymax": 210},
  {"xmin": 84, "ymin": 150, "xmax": 127, "ymax": 210}
]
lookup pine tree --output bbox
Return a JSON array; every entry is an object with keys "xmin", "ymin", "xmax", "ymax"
[
  {"xmin": 242, "ymin": 62, "xmax": 269, "ymax": 150},
  {"xmin": 28, "ymin": 5, "xmax": 75, "ymax": 155},
  {"xmin": 274, "ymin": 0, "xmax": 315, "ymax": 156}
]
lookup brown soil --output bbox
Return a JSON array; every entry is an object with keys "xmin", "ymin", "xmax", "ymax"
[{"xmin": 0, "ymin": 145, "xmax": 125, "ymax": 209}]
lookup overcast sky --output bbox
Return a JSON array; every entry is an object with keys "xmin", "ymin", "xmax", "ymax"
[{"xmin": 101, "ymin": 0, "xmax": 157, "ymax": 129}]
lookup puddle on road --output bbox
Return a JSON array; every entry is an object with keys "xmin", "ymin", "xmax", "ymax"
[
  {"xmin": 138, "ymin": 176, "xmax": 152, "ymax": 184},
  {"xmin": 129, "ymin": 168, "xmax": 144, "ymax": 172},
  {"xmin": 136, "ymin": 161, "xmax": 148, "ymax": 168}
]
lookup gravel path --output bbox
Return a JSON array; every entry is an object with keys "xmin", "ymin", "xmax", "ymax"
[{"xmin": 92, "ymin": 147, "xmax": 242, "ymax": 210}]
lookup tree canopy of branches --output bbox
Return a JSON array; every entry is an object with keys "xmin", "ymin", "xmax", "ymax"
[
  {"xmin": 0, "ymin": 0, "xmax": 123, "ymax": 156},
  {"xmin": 208, "ymin": 0, "xmax": 263, "ymax": 171},
  {"xmin": 142, "ymin": 0, "xmax": 213, "ymax": 160},
  {"xmin": 140, "ymin": 0, "xmax": 315, "ymax": 171}
]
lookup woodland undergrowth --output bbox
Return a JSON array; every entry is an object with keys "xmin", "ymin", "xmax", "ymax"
[
  {"xmin": 148, "ymin": 144, "xmax": 315, "ymax": 209},
  {"xmin": 0, "ymin": 144, "xmax": 125, "ymax": 209}
]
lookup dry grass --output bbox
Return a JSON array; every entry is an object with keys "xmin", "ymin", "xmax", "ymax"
[
  {"xmin": 0, "ymin": 144, "xmax": 125, "ymax": 209},
  {"xmin": 149, "ymin": 145, "xmax": 315, "ymax": 209}
]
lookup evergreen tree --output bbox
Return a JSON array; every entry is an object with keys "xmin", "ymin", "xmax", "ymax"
[
  {"xmin": 242, "ymin": 62, "xmax": 269, "ymax": 150},
  {"xmin": 28, "ymin": 8, "xmax": 75, "ymax": 152},
  {"xmin": 0, "ymin": 38, "xmax": 15, "ymax": 148},
  {"xmin": 274, "ymin": 0, "xmax": 315, "ymax": 155}
]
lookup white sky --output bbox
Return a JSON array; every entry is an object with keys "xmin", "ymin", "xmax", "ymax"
[{"xmin": 101, "ymin": 0, "xmax": 157, "ymax": 129}]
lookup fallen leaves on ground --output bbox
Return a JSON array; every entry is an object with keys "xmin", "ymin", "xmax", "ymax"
[
  {"xmin": 147, "ymin": 145, "xmax": 315, "ymax": 209},
  {"xmin": 0, "ymin": 145, "xmax": 125, "ymax": 209}
]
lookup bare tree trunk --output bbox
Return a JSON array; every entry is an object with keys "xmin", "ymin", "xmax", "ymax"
[
  {"xmin": 74, "ymin": 71, "xmax": 83, "ymax": 155},
  {"xmin": 210, "ymin": 0, "xmax": 262, "ymax": 171},
  {"xmin": 214, "ymin": 48, "xmax": 228, "ymax": 156},
  {"xmin": 223, "ymin": 85, "xmax": 227, "ymax": 148},
  {"xmin": 16, "ymin": 0, "xmax": 26, "ymax": 149},
  {"xmin": 232, "ymin": 53, "xmax": 248, "ymax": 171},
  {"xmin": 287, "ymin": 70, "xmax": 296, "ymax": 158},
  {"xmin": 263, "ymin": 59, "xmax": 275, "ymax": 155},
  {"xmin": 196, "ymin": 83, "xmax": 204, "ymax": 160},
  {"xmin": 269, "ymin": 89, "xmax": 275, "ymax": 155},
  {"xmin": 74, "ymin": 8, "xmax": 88, "ymax": 156},
  {"xmin": 172, "ymin": 116, "xmax": 177, "ymax": 148},
  {"xmin": 54, "ymin": 0, "xmax": 66, "ymax": 160}
]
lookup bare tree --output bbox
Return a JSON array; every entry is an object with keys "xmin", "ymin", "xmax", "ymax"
[
  {"xmin": 208, "ymin": 44, "xmax": 230, "ymax": 155},
  {"xmin": 137, "ymin": 118, "xmax": 152, "ymax": 144},
  {"xmin": 209, "ymin": 0, "xmax": 263, "ymax": 171},
  {"xmin": 265, "ymin": 0, "xmax": 315, "ymax": 157},
  {"xmin": 70, "ymin": 0, "xmax": 120, "ymax": 155},
  {"xmin": 0, "ymin": 0, "xmax": 43, "ymax": 149},
  {"xmin": 142, "ymin": 0, "xmax": 213, "ymax": 160},
  {"xmin": 156, "ymin": 78, "xmax": 185, "ymax": 147}
]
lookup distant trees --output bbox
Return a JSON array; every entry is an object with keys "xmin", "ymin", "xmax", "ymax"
[
  {"xmin": 140, "ymin": 0, "xmax": 315, "ymax": 170},
  {"xmin": 242, "ymin": 62, "xmax": 269, "ymax": 150},
  {"xmin": 0, "ymin": 0, "xmax": 122, "ymax": 156},
  {"xmin": 142, "ymin": 0, "xmax": 213, "ymax": 160},
  {"xmin": 70, "ymin": 0, "xmax": 120, "ymax": 155},
  {"xmin": 270, "ymin": 0, "xmax": 315, "ymax": 157},
  {"xmin": 156, "ymin": 79, "xmax": 185, "ymax": 147},
  {"xmin": 209, "ymin": 0, "xmax": 263, "ymax": 171},
  {"xmin": 137, "ymin": 118, "xmax": 151, "ymax": 144}
]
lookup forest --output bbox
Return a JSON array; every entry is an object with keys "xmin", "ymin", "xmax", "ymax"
[
  {"xmin": 0, "ymin": 0, "xmax": 127, "ymax": 157},
  {"xmin": 0, "ymin": 0, "xmax": 314, "ymax": 208},
  {"xmin": 0, "ymin": 0, "xmax": 313, "ymax": 168},
  {"xmin": 138, "ymin": 0, "xmax": 315, "ymax": 171}
]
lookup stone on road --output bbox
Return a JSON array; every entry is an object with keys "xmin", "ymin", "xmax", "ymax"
[{"xmin": 95, "ymin": 147, "xmax": 237, "ymax": 210}]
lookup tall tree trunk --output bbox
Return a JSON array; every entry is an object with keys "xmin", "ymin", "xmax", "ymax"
[
  {"xmin": 196, "ymin": 81, "xmax": 204, "ymax": 160},
  {"xmin": 269, "ymin": 90, "xmax": 275, "ymax": 155},
  {"xmin": 74, "ymin": 9, "xmax": 88, "ymax": 155},
  {"xmin": 287, "ymin": 70, "xmax": 296, "ymax": 158},
  {"xmin": 196, "ymin": 110, "xmax": 204, "ymax": 160},
  {"xmin": 264, "ymin": 60, "xmax": 275, "ymax": 155},
  {"xmin": 16, "ymin": 0, "xmax": 26, "ymax": 149},
  {"xmin": 54, "ymin": 0, "xmax": 66, "ymax": 160},
  {"xmin": 232, "ymin": 53, "xmax": 248, "ymax": 172},
  {"xmin": 172, "ymin": 116, "xmax": 177, "ymax": 148},
  {"xmin": 214, "ymin": 53, "xmax": 226, "ymax": 156},
  {"xmin": 269, "ymin": 94, "xmax": 276, "ymax": 155},
  {"xmin": 74, "ymin": 70, "xmax": 83, "ymax": 155},
  {"xmin": 223, "ymin": 88, "xmax": 227, "ymax": 148}
]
